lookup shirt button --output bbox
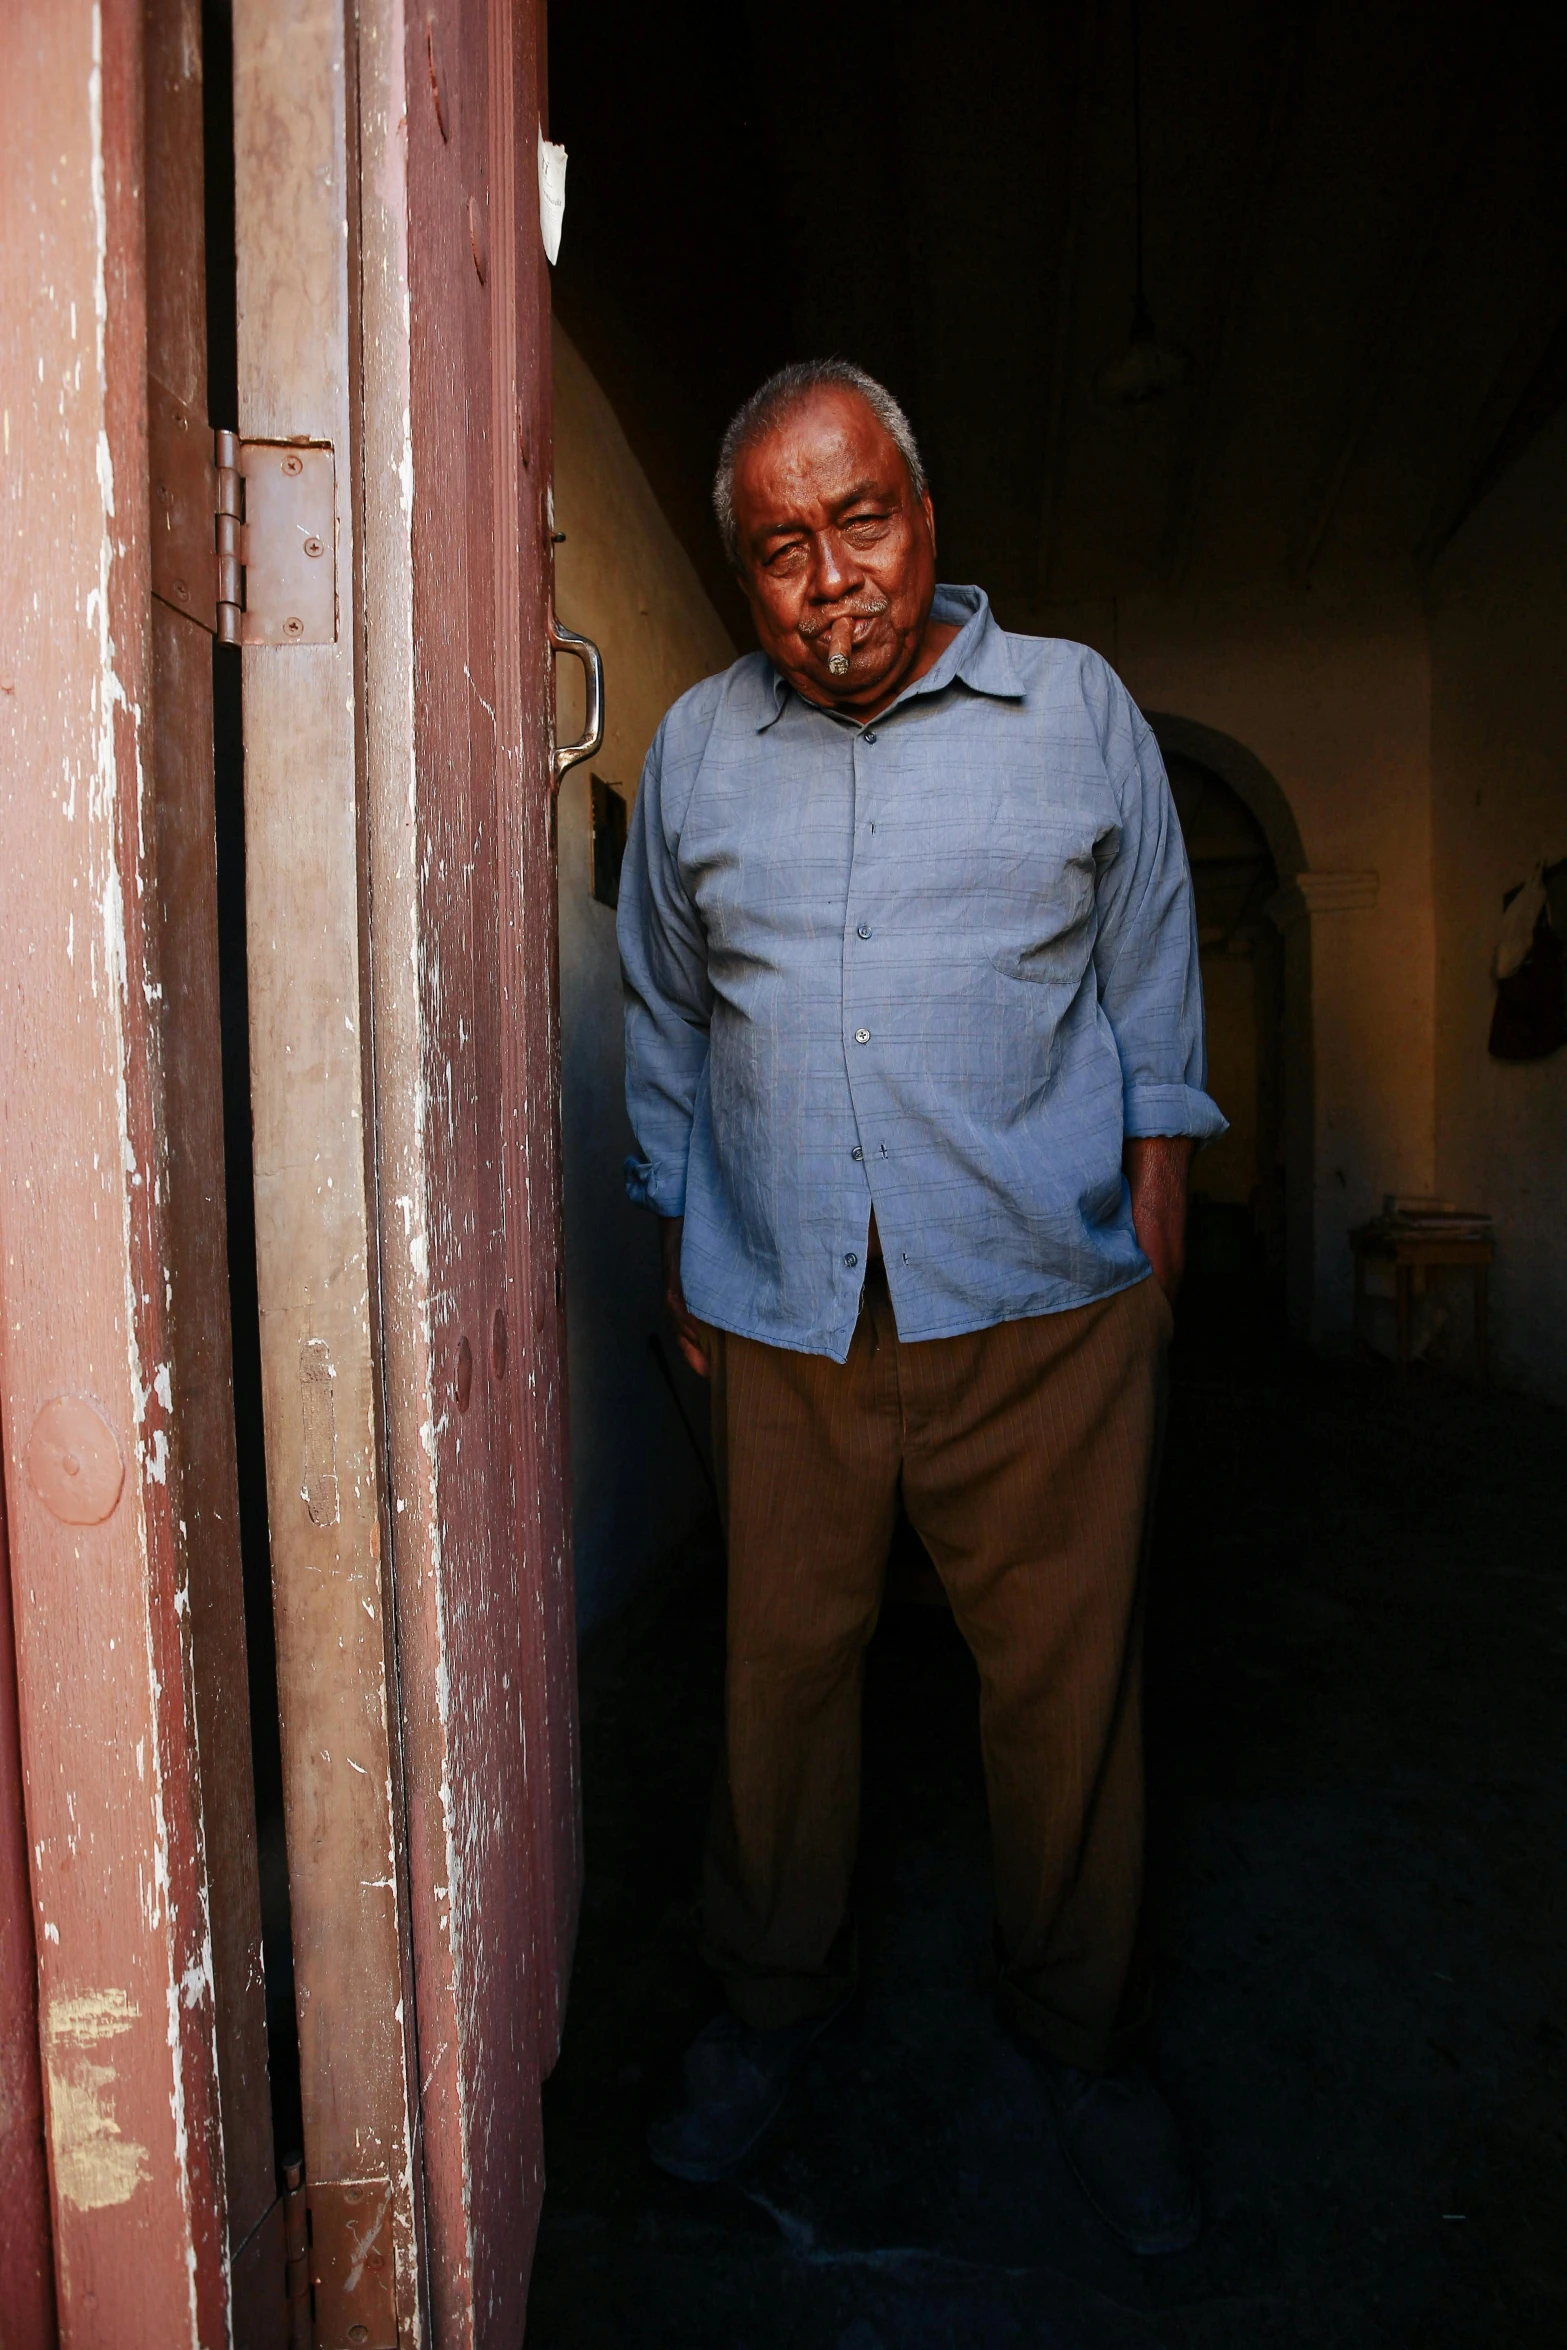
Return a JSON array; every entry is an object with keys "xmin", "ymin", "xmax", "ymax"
[
  {"xmin": 862, "ymin": 729, "xmax": 877, "ymax": 744},
  {"xmin": 851, "ymin": 1145, "xmax": 864, "ymax": 1161},
  {"xmin": 844, "ymin": 1251, "xmax": 859, "ymax": 1268},
  {"xmin": 856, "ymin": 923, "xmax": 871, "ymax": 939},
  {"xmin": 854, "ymin": 1027, "xmax": 870, "ymax": 1044}
]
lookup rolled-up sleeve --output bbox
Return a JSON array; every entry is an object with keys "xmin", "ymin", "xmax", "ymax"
[
  {"xmin": 617, "ymin": 724, "xmax": 713, "ymax": 1216},
  {"xmin": 1092, "ymin": 712, "xmax": 1228, "ymax": 1144}
]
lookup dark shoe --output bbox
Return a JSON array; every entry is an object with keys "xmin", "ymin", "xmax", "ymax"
[
  {"xmin": 1036, "ymin": 2059, "xmax": 1201, "ymax": 2254},
  {"xmin": 647, "ymin": 2006, "xmax": 839, "ymax": 2182}
]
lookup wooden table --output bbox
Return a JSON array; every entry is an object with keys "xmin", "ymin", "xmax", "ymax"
[{"xmin": 1351, "ymin": 1223, "xmax": 1495, "ymax": 1377}]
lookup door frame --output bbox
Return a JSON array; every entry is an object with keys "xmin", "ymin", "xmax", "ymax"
[
  {"xmin": 232, "ymin": 0, "xmax": 583, "ymax": 2337},
  {"xmin": 230, "ymin": 0, "xmax": 426, "ymax": 2337}
]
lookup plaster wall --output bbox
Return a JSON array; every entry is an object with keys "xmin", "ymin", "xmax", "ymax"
[
  {"xmin": 552, "ymin": 326, "xmax": 736, "ymax": 1627},
  {"xmin": 1114, "ymin": 585, "xmax": 1438, "ymax": 1337},
  {"xmin": 1429, "ymin": 413, "xmax": 1567, "ymax": 1405}
]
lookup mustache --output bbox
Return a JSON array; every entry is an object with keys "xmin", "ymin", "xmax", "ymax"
[{"xmin": 795, "ymin": 595, "xmax": 890, "ymax": 641}]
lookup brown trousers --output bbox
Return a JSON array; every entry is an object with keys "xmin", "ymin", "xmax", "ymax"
[{"xmin": 702, "ymin": 1267, "xmax": 1171, "ymax": 2071}]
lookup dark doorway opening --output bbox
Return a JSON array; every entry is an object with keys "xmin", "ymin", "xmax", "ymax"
[
  {"xmin": 1163, "ymin": 749, "xmax": 1285, "ymax": 1342},
  {"xmin": 540, "ymin": 3, "xmax": 1567, "ymax": 2341}
]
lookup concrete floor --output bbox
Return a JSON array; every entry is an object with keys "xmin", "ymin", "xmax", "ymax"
[{"xmin": 528, "ymin": 1315, "xmax": 1567, "ymax": 2348}]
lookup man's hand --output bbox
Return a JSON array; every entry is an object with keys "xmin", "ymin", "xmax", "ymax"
[
  {"xmin": 660, "ymin": 1215, "xmax": 711, "ymax": 1378},
  {"xmin": 1123, "ymin": 1135, "xmax": 1194, "ymax": 1304}
]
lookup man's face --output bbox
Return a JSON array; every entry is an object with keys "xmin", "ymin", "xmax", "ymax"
[{"xmin": 731, "ymin": 387, "xmax": 938, "ymax": 712}]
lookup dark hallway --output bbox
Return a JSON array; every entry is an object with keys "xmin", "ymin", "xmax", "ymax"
[
  {"xmin": 528, "ymin": 1315, "xmax": 1565, "ymax": 2347},
  {"xmin": 533, "ymin": 0, "xmax": 1567, "ymax": 2340}
]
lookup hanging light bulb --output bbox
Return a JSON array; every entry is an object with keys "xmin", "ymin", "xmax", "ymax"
[
  {"xmin": 1095, "ymin": 0, "xmax": 1189, "ymax": 406},
  {"xmin": 1095, "ymin": 294, "xmax": 1190, "ymax": 406}
]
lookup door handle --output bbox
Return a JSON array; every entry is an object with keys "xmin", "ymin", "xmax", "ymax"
[{"xmin": 548, "ymin": 612, "xmax": 604, "ymax": 792}]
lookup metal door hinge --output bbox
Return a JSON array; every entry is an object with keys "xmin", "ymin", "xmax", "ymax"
[
  {"xmin": 310, "ymin": 2176, "xmax": 397, "ymax": 2348},
  {"xmin": 149, "ymin": 376, "xmax": 337, "ymax": 645}
]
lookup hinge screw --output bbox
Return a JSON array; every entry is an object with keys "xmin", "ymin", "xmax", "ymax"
[
  {"xmin": 284, "ymin": 616, "xmax": 304, "ymax": 638},
  {"xmin": 303, "ymin": 536, "xmax": 324, "ymax": 558},
  {"xmin": 282, "ymin": 453, "xmax": 304, "ymax": 477},
  {"xmin": 173, "ymin": 579, "xmax": 189, "ymax": 603}
]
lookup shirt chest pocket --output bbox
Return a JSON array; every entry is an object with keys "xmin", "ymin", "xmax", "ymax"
[{"xmin": 973, "ymin": 823, "xmax": 1103, "ymax": 988}]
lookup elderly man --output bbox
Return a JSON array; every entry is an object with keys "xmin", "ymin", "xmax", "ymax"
[{"xmin": 618, "ymin": 360, "xmax": 1223, "ymax": 2254}]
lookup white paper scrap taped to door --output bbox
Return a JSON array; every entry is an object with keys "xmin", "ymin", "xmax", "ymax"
[{"xmin": 538, "ymin": 132, "xmax": 568, "ymax": 265}]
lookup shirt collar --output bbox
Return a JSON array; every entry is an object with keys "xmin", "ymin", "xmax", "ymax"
[{"xmin": 756, "ymin": 584, "xmax": 1023, "ymax": 731}]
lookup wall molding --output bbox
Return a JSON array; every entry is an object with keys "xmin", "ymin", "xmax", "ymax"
[{"xmin": 1266, "ymin": 869, "xmax": 1380, "ymax": 928}]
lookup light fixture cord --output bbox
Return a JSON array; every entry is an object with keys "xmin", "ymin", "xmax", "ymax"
[{"xmin": 1132, "ymin": 0, "xmax": 1147, "ymax": 321}]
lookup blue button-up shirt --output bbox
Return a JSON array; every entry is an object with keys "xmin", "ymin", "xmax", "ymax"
[{"xmin": 619, "ymin": 584, "xmax": 1225, "ymax": 1362}]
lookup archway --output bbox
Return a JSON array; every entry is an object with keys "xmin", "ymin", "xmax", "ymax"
[
  {"xmin": 1149, "ymin": 717, "xmax": 1314, "ymax": 1337},
  {"xmin": 1146, "ymin": 713, "xmax": 1306, "ymax": 880}
]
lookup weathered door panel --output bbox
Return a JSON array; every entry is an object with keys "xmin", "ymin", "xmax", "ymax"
[
  {"xmin": 359, "ymin": 0, "xmax": 583, "ymax": 2331},
  {"xmin": 144, "ymin": 4, "xmax": 284, "ymax": 2333},
  {"xmin": 230, "ymin": 2, "xmax": 422, "ymax": 2340},
  {"xmin": 0, "ymin": 2, "xmax": 231, "ymax": 2338}
]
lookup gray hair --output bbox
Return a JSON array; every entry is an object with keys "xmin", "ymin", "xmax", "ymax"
[{"xmin": 713, "ymin": 360, "xmax": 927, "ymax": 569}]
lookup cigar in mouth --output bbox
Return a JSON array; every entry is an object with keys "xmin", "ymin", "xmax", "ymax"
[{"xmin": 824, "ymin": 616, "xmax": 854, "ymax": 677}]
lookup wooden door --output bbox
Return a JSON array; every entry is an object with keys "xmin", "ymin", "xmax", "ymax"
[
  {"xmin": 232, "ymin": 0, "xmax": 583, "ymax": 2338},
  {"xmin": 387, "ymin": 0, "xmax": 585, "ymax": 2327}
]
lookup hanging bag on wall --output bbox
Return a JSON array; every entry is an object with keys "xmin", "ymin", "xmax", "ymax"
[{"xmin": 1489, "ymin": 861, "xmax": 1567, "ymax": 1061}]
